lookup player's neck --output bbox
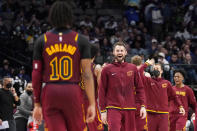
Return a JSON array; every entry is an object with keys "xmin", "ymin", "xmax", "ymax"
[
  {"xmin": 176, "ymin": 83, "xmax": 184, "ymax": 88},
  {"xmin": 114, "ymin": 60, "xmax": 124, "ymax": 63}
]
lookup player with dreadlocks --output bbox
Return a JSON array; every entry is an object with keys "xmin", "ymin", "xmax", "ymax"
[{"xmin": 32, "ymin": 0, "xmax": 96, "ymax": 131}]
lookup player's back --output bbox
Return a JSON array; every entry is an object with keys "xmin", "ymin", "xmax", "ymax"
[{"xmin": 42, "ymin": 29, "xmax": 81, "ymax": 83}]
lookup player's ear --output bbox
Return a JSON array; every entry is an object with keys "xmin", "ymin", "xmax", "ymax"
[
  {"xmin": 125, "ymin": 50, "xmax": 127, "ymax": 55},
  {"xmin": 113, "ymin": 50, "xmax": 115, "ymax": 55}
]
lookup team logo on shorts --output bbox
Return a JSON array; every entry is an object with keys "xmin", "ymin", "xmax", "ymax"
[
  {"xmin": 127, "ymin": 71, "xmax": 133, "ymax": 76},
  {"xmin": 162, "ymin": 83, "xmax": 167, "ymax": 88}
]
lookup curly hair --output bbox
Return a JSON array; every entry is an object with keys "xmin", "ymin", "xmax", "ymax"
[{"xmin": 49, "ymin": 0, "xmax": 73, "ymax": 28}]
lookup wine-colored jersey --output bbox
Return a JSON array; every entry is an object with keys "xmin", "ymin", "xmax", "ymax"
[
  {"xmin": 99, "ymin": 62, "xmax": 145, "ymax": 112},
  {"xmin": 139, "ymin": 63, "xmax": 182, "ymax": 113},
  {"xmin": 169, "ymin": 85, "xmax": 196, "ymax": 115},
  {"xmin": 169, "ymin": 85, "xmax": 196, "ymax": 131},
  {"xmin": 32, "ymin": 28, "xmax": 91, "ymax": 103},
  {"xmin": 42, "ymin": 31, "xmax": 81, "ymax": 83}
]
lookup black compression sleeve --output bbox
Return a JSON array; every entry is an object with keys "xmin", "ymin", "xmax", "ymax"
[
  {"xmin": 78, "ymin": 34, "xmax": 92, "ymax": 59},
  {"xmin": 33, "ymin": 34, "xmax": 45, "ymax": 60}
]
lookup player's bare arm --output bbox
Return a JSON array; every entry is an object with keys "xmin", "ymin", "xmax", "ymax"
[
  {"xmin": 32, "ymin": 35, "xmax": 44, "ymax": 125},
  {"xmin": 94, "ymin": 64, "xmax": 102, "ymax": 84},
  {"xmin": 81, "ymin": 59, "xmax": 96, "ymax": 123}
]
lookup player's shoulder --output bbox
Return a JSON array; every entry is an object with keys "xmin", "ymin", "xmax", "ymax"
[
  {"xmin": 66, "ymin": 30, "xmax": 78, "ymax": 36},
  {"xmin": 102, "ymin": 63, "xmax": 113, "ymax": 71},
  {"xmin": 36, "ymin": 33, "xmax": 45, "ymax": 40},
  {"xmin": 184, "ymin": 85, "xmax": 193, "ymax": 91},
  {"xmin": 77, "ymin": 33, "xmax": 90, "ymax": 46},
  {"xmin": 171, "ymin": 85, "xmax": 177, "ymax": 89},
  {"xmin": 127, "ymin": 63, "xmax": 137, "ymax": 70},
  {"xmin": 20, "ymin": 92, "xmax": 28, "ymax": 98},
  {"xmin": 45, "ymin": 29, "xmax": 56, "ymax": 35},
  {"xmin": 162, "ymin": 79, "xmax": 172, "ymax": 86}
]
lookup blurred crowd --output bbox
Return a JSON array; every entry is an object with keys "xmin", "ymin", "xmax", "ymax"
[{"xmin": 0, "ymin": 0, "xmax": 197, "ymax": 84}]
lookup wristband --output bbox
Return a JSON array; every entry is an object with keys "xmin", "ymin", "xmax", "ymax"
[{"xmin": 101, "ymin": 110, "xmax": 107, "ymax": 113}]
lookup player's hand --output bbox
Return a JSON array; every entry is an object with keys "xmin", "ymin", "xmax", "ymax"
[
  {"xmin": 101, "ymin": 112, "xmax": 107, "ymax": 125},
  {"xmin": 0, "ymin": 119, "xmax": 2, "ymax": 125},
  {"xmin": 33, "ymin": 104, "xmax": 43, "ymax": 125},
  {"xmin": 179, "ymin": 107, "xmax": 185, "ymax": 115},
  {"xmin": 144, "ymin": 72, "xmax": 151, "ymax": 77},
  {"xmin": 140, "ymin": 106, "xmax": 147, "ymax": 119},
  {"xmin": 146, "ymin": 59, "xmax": 155, "ymax": 66},
  {"xmin": 86, "ymin": 104, "xmax": 96, "ymax": 123}
]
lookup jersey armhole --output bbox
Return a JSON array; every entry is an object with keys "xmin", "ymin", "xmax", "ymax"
[
  {"xmin": 44, "ymin": 33, "xmax": 47, "ymax": 43},
  {"xmin": 75, "ymin": 33, "xmax": 79, "ymax": 43}
]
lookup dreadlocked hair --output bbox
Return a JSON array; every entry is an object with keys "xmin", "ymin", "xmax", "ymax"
[{"xmin": 49, "ymin": 0, "xmax": 73, "ymax": 28}]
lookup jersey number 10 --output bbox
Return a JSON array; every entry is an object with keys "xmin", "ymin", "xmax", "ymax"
[{"xmin": 50, "ymin": 56, "xmax": 73, "ymax": 80}]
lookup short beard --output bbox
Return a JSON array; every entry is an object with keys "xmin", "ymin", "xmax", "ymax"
[{"xmin": 115, "ymin": 56, "xmax": 125, "ymax": 63}]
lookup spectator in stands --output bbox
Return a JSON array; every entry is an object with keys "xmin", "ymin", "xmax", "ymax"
[
  {"xmin": 18, "ymin": 66, "xmax": 30, "ymax": 83},
  {"xmin": 104, "ymin": 16, "xmax": 117, "ymax": 30},
  {"xmin": 174, "ymin": 25, "xmax": 191, "ymax": 40},
  {"xmin": 164, "ymin": 38, "xmax": 178, "ymax": 55},
  {"xmin": 14, "ymin": 82, "xmax": 33, "ymax": 131},
  {"xmin": 182, "ymin": 44, "xmax": 192, "ymax": 56},
  {"xmin": 110, "ymin": 31, "xmax": 121, "ymax": 45},
  {"xmin": 0, "ymin": 59, "xmax": 11, "ymax": 78},
  {"xmin": 169, "ymin": 53, "xmax": 182, "ymax": 83},
  {"xmin": 124, "ymin": 7, "xmax": 139, "ymax": 24},
  {"xmin": 100, "ymin": 37, "xmax": 112, "ymax": 60},
  {"xmin": 192, "ymin": 47, "xmax": 197, "ymax": 64},
  {"xmin": 92, "ymin": 26, "xmax": 102, "ymax": 41},
  {"xmin": 157, "ymin": 52, "xmax": 170, "ymax": 72},
  {"xmin": 121, "ymin": 28, "xmax": 129, "ymax": 42},
  {"xmin": 151, "ymin": 2, "xmax": 164, "ymax": 40},
  {"xmin": 0, "ymin": 80, "xmax": 2, "ymax": 88},
  {"xmin": 148, "ymin": 38, "xmax": 158, "ymax": 55},
  {"xmin": 177, "ymin": 50, "xmax": 185, "ymax": 63},
  {"xmin": 0, "ymin": 17, "xmax": 9, "ymax": 43},
  {"xmin": 13, "ymin": 77, "xmax": 27, "ymax": 97},
  {"xmin": 131, "ymin": 40, "xmax": 147, "ymax": 56},
  {"xmin": 0, "ymin": 76, "xmax": 20, "ymax": 131},
  {"xmin": 80, "ymin": 16, "xmax": 93, "ymax": 28},
  {"xmin": 104, "ymin": 16, "xmax": 117, "ymax": 36},
  {"xmin": 183, "ymin": 53, "xmax": 197, "ymax": 84},
  {"xmin": 142, "ymin": 27, "xmax": 152, "ymax": 48},
  {"xmin": 126, "ymin": 31, "xmax": 135, "ymax": 47}
]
